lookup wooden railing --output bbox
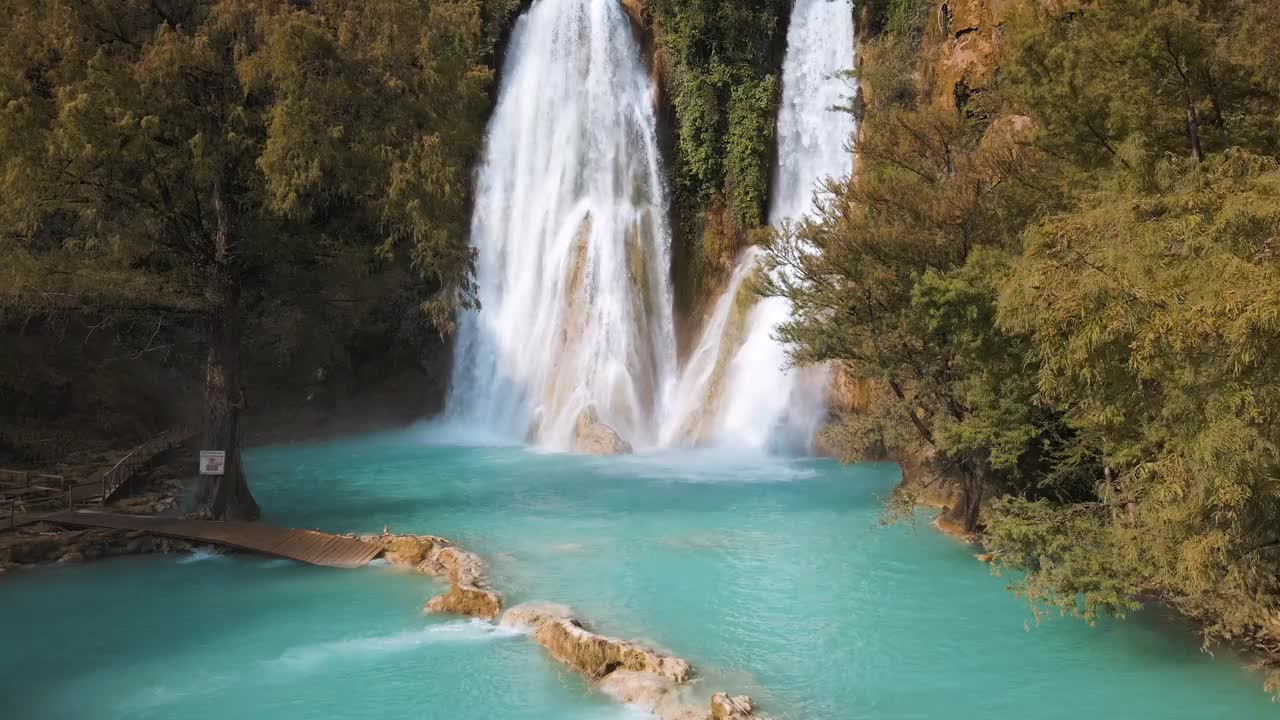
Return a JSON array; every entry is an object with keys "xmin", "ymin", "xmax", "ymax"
[
  {"xmin": 97, "ymin": 428, "xmax": 193, "ymax": 503},
  {"xmin": 2, "ymin": 426, "xmax": 194, "ymax": 529},
  {"xmin": 1, "ymin": 470, "xmax": 67, "ymax": 528}
]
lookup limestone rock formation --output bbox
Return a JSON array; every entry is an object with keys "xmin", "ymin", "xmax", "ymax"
[
  {"xmin": 361, "ymin": 532, "xmax": 503, "ymax": 620},
  {"xmin": 599, "ymin": 670, "xmax": 704, "ymax": 720},
  {"xmin": 422, "ymin": 544, "xmax": 503, "ymax": 620},
  {"xmin": 0, "ymin": 524, "xmax": 195, "ymax": 571},
  {"xmin": 502, "ymin": 602, "xmax": 689, "ymax": 680},
  {"xmin": 500, "ymin": 603, "xmax": 766, "ymax": 720},
  {"xmin": 500, "ymin": 602, "xmax": 577, "ymax": 630},
  {"xmin": 709, "ymin": 693, "xmax": 756, "ymax": 720},
  {"xmin": 571, "ymin": 407, "xmax": 634, "ymax": 456}
]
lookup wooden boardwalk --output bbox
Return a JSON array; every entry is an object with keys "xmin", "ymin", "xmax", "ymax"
[
  {"xmin": 36, "ymin": 510, "xmax": 386, "ymax": 569},
  {"xmin": 2, "ymin": 427, "xmax": 194, "ymax": 525}
]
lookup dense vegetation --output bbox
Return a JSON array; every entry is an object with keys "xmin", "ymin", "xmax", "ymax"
[
  {"xmin": 768, "ymin": 0, "xmax": 1280, "ymax": 684},
  {"xmin": 0, "ymin": 0, "xmax": 518, "ymax": 517},
  {"xmin": 646, "ymin": 0, "xmax": 789, "ymax": 303}
]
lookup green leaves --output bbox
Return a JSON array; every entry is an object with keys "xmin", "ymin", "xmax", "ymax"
[
  {"xmin": 0, "ymin": 0, "xmax": 506, "ymax": 330},
  {"xmin": 767, "ymin": 0, "xmax": 1280, "ymax": 678},
  {"xmin": 651, "ymin": 0, "xmax": 787, "ymax": 289}
]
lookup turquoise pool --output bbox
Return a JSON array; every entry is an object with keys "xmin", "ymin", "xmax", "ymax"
[{"xmin": 1, "ymin": 425, "xmax": 1274, "ymax": 719}]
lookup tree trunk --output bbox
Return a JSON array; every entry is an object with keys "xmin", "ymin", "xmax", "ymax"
[
  {"xmin": 196, "ymin": 178, "xmax": 260, "ymax": 521},
  {"xmin": 959, "ymin": 456, "xmax": 987, "ymax": 533},
  {"xmin": 1184, "ymin": 103, "xmax": 1203, "ymax": 163}
]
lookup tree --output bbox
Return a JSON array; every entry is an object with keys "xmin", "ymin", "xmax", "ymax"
[
  {"xmin": 762, "ymin": 77, "xmax": 1059, "ymax": 530},
  {"xmin": 995, "ymin": 150, "xmax": 1280, "ymax": 675},
  {"xmin": 0, "ymin": 0, "xmax": 501, "ymax": 518},
  {"xmin": 1002, "ymin": 0, "xmax": 1280, "ymax": 169}
]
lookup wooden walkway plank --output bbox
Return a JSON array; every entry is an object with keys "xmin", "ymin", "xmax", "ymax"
[{"xmin": 32, "ymin": 510, "xmax": 386, "ymax": 569}]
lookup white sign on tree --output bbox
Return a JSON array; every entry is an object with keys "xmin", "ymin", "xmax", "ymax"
[{"xmin": 199, "ymin": 451, "xmax": 227, "ymax": 476}]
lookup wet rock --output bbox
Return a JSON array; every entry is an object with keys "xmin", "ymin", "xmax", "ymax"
[
  {"xmin": 420, "ymin": 545, "xmax": 503, "ymax": 620},
  {"xmin": 709, "ymin": 693, "xmax": 756, "ymax": 720},
  {"xmin": 572, "ymin": 407, "xmax": 633, "ymax": 456},
  {"xmin": 424, "ymin": 584, "xmax": 503, "ymax": 620},
  {"xmin": 502, "ymin": 602, "xmax": 690, "ymax": 682},
  {"xmin": 500, "ymin": 602, "xmax": 576, "ymax": 631},
  {"xmin": 382, "ymin": 534, "xmax": 444, "ymax": 567},
  {"xmin": 362, "ymin": 532, "xmax": 504, "ymax": 621}
]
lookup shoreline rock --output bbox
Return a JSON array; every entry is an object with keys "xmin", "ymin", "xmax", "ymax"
[{"xmin": 0, "ymin": 523, "xmax": 195, "ymax": 572}]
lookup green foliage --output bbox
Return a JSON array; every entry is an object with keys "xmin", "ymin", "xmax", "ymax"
[
  {"xmin": 999, "ymin": 150, "xmax": 1280, "ymax": 646},
  {"xmin": 650, "ymin": 0, "xmax": 789, "ymax": 289},
  {"xmin": 769, "ymin": 0, "xmax": 1280, "ymax": 683},
  {"xmin": 1001, "ymin": 0, "xmax": 1280, "ymax": 168},
  {"xmin": 860, "ymin": 0, "xmax": 931, "ymax": 42},
  {"xmin": 0, "ymin": 0, "xmax": 512, "ymax": 329}
]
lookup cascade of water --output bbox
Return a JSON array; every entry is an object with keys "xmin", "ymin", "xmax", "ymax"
[
  {"xmin": 656, "ymin": 253, "xmax": 760, "ymax": 447},
  {"xmin": 689, "ymin": 0, "xmax": 858, "ymax": 453},
  {"xmin": 447, "ymin": 0, "xmax": 678, "ymax": 451}
]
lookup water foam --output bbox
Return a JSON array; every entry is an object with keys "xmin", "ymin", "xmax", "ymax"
[
  {"xmin": 177, "ymin": 547, "xmax": 227, "ymax": 564},
  {"xmin": 271, "ymin": 620, "xmax": 522, "ymax": 672},
  {"xmin": 689, "ymin": 0, "xmax": 857, "ymax": 455}
]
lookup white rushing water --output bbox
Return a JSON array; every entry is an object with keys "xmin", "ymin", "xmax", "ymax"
[
  {"xmin": 448, "ymin": 0, "xmax": 678, "ymax": 451},
  {"xmin": 692, "ymin": 0, "xmax": 858, "ymax": 454}
]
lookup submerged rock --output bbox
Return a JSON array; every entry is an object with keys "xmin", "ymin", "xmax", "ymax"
[
  {"xmin": 571, "ymin": 407, "xmax": 633, "ymax": 456},
  {"xmin": 599, "ymin": 670, "xmax": 709, "ymax": 720}
]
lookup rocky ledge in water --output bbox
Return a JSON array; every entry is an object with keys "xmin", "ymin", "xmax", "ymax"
[
  {"xmin": 0, "ymin": 522, "xmax": 194, "ymax": 572},
  {"xmin": 358, "ymin": 532, "xmax": 503, "ymax": 620},
  {"xmin": 0, "ymin": 475, "xmax": 190, "ymax": 573},
  {"xmin": 501, "ymin": 603, "xmax": 764, "ymax": 720}
]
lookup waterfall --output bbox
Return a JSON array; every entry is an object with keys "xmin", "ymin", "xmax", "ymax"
[
  {"xmin": 688, "ymin": 0, "xmax": 858, "ymax": 453},
  {"xmin": 449, "ymin": 0, "xmax": 854, "ymax": 455},
  {"xmin": 448, "ymin": 0, "xmax": 678, "ymax": 451}
]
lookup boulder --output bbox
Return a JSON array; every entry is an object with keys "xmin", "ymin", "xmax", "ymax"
[
  {"xmin": 599, "ymin": 670, "xmax": 704, "ymax": 720},
  {"xmin": 572, "ymin": 407, "xmax": 633, "ymax": 456},
  {"xmin": 709, "ymin": 693, "xmax": 756, "ymax": 720}
]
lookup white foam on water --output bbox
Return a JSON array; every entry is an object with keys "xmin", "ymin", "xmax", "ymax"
[
  {"xmin": 176, "ymin": 546, "xmax": 227, "ymax": 564},
  {"xmin": 595, "ymin": 448, "xmax": 820, "ymax": 485},
  {"xmin": 270, "ymin": 620, "xmax": 523, "ymax": 672},
  {"xmin": 410, "ymin": 417, "xmax": 527, "ymax": 449}
]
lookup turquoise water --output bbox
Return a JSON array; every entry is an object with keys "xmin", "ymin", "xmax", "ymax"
[{"xmin": 2, "ymin": 425, "xmax": 1276, "ymax": 718}]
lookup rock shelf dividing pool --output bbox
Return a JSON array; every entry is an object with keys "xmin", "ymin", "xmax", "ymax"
[
  {"xmin": 502, "ymin": 602, "xmax": 759, "ymax": 720},
  {"xmin": 357, "ymin": 532, "xmax": 503, "ymax": 620},
  {"xmin": 372, "ymin": 533, "xmax": 765, "ymax": 720}
]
